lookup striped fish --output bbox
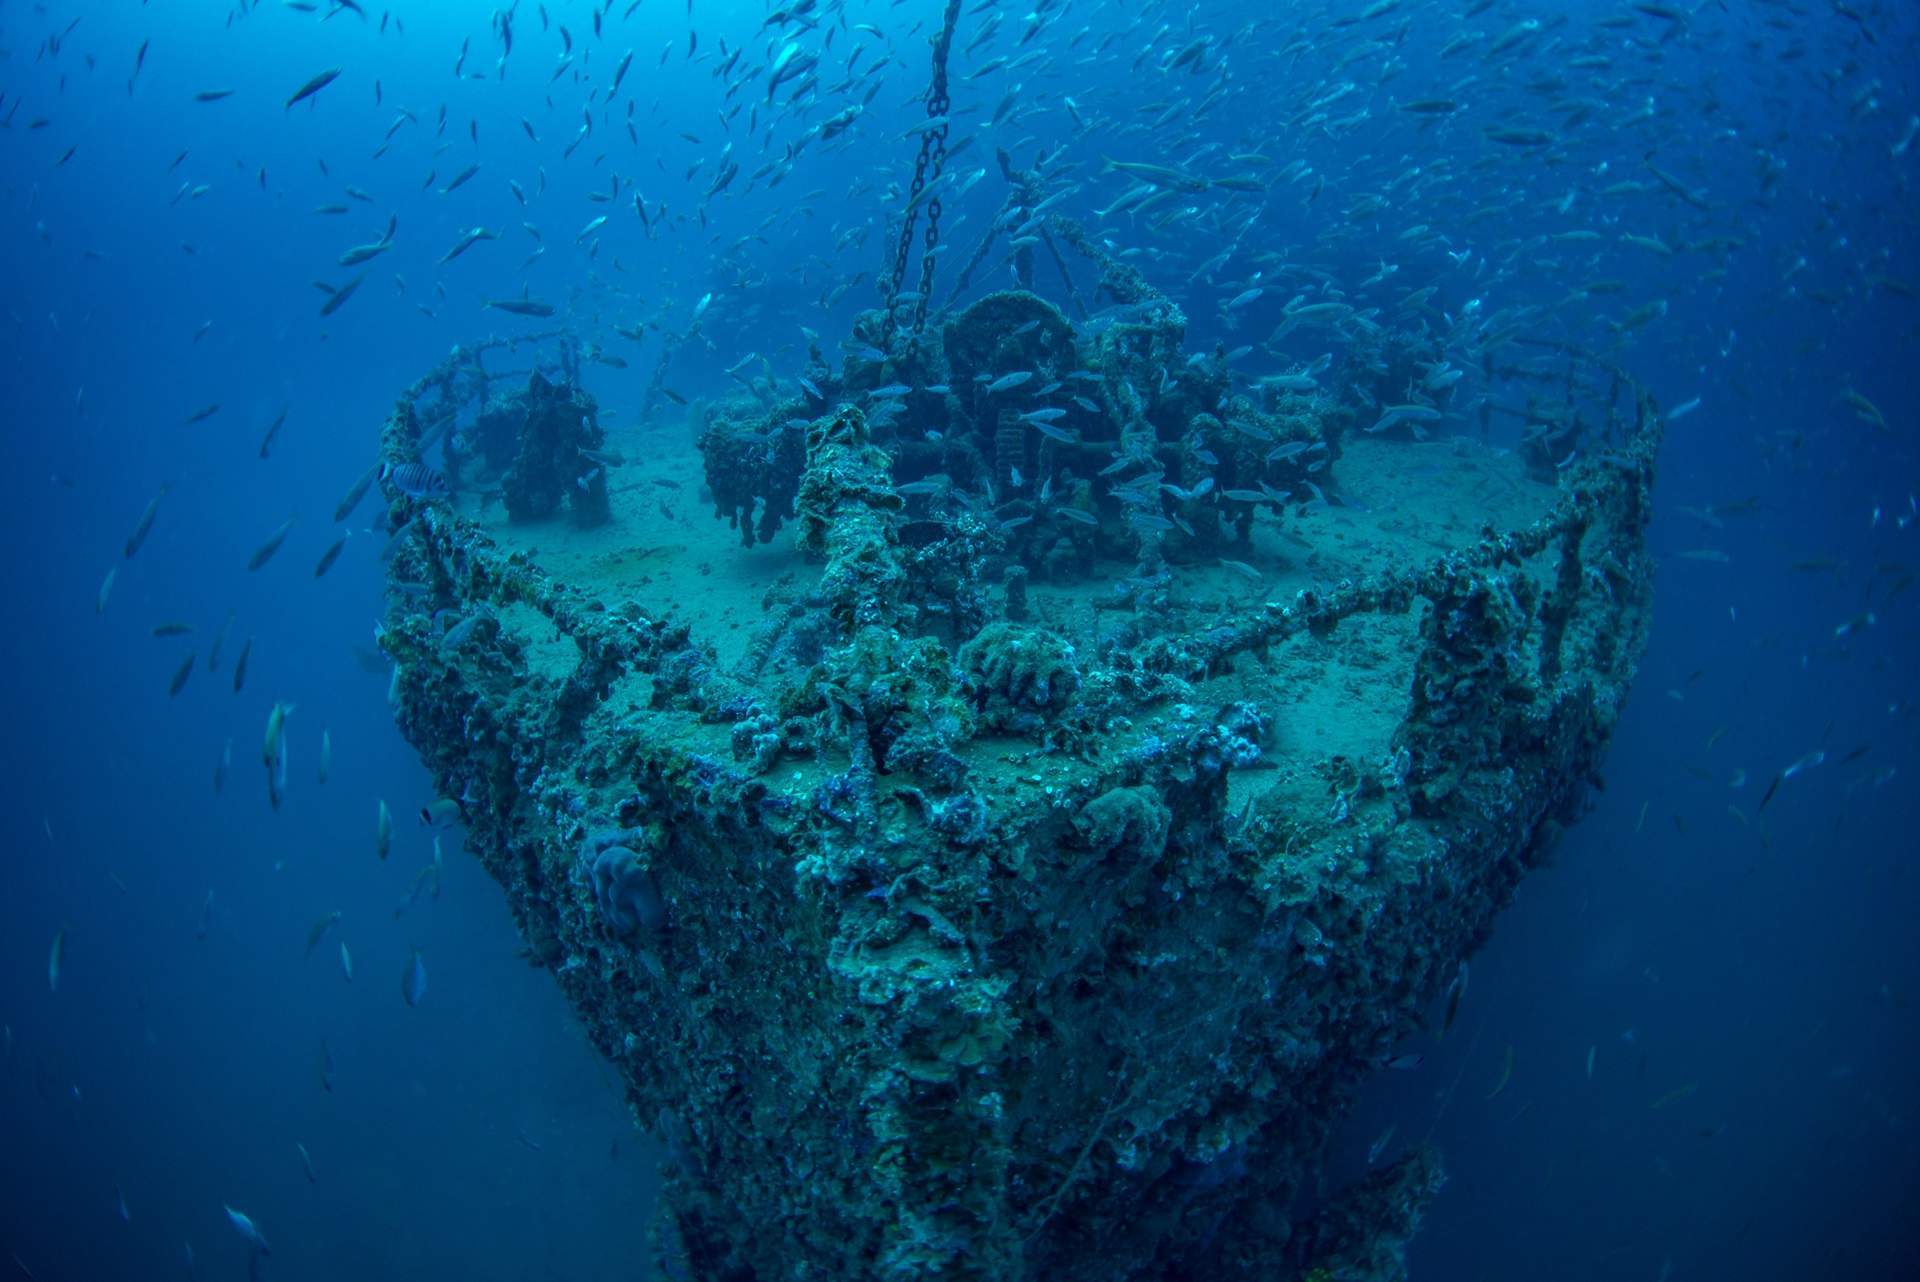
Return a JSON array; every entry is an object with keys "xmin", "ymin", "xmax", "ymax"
[{"xmin": 381, "ymin": 461, "xmax": 450, "ymax": 500}]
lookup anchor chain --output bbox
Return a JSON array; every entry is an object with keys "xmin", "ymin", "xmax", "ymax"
[{"xmin": 883, "ymin": 0, "xmax": 963, "ymax": 352}]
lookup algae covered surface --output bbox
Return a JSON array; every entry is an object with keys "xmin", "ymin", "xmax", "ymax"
[
  {"xmin": 473, "ymin": 428, "xmax": 1556, "ymax": 675},
  {"xmin": 370, "ymin": 276, "xmax": 1659, "ymax": 1282}
]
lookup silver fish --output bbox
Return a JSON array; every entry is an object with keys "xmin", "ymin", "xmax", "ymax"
[
  {"xmin": 246, "ymin": 516, "xmax": 297, "ymax": 571},
  {"xmin": 333, "ymin": 463, "xmax": 379, "ymax": 522},
  {"xmin": 400, "ymin": 946, "xmax": 427, "ymax": 1006},
  {"xmin": 223, "ymin": 1204, "xmax": 270, "ymax": 1254},
  {"xmin": 314, "ymin": 535, "xmax": 347, "ymax": 578},
  {"xmin": 305, "ymin": 911, "xmax": 341, "ymax": 960},
  {"xmin": 125, "ymin": 487, "xmax": 168, "ymax": 559}
]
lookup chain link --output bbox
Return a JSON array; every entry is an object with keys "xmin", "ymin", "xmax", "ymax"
[
  {"xmin": 885, "ymin": 132, "xmax": 933, "ymax": 326},
  {"xmin": 883, "ymin": 0, "xmax": 963, "ymax": 352}
]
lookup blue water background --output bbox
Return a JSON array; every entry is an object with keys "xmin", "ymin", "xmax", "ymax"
[{"xmin": 2, "ymin": 1, "xmax": 1915, "ymax": 1278}]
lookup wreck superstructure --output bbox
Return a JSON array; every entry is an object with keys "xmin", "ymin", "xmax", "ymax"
[{"xmin": 372, "ymin": 261, "xmax": 1661, "ymax": 1278}]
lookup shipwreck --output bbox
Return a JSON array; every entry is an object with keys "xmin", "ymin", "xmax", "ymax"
[
  {"xmin": 369, "ymin": 107, "xmax": 1661, "ymax": 1273},
  {"xmin": 370, "ymin": 269, "xmax": 1658, "ymax": 1281}
]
